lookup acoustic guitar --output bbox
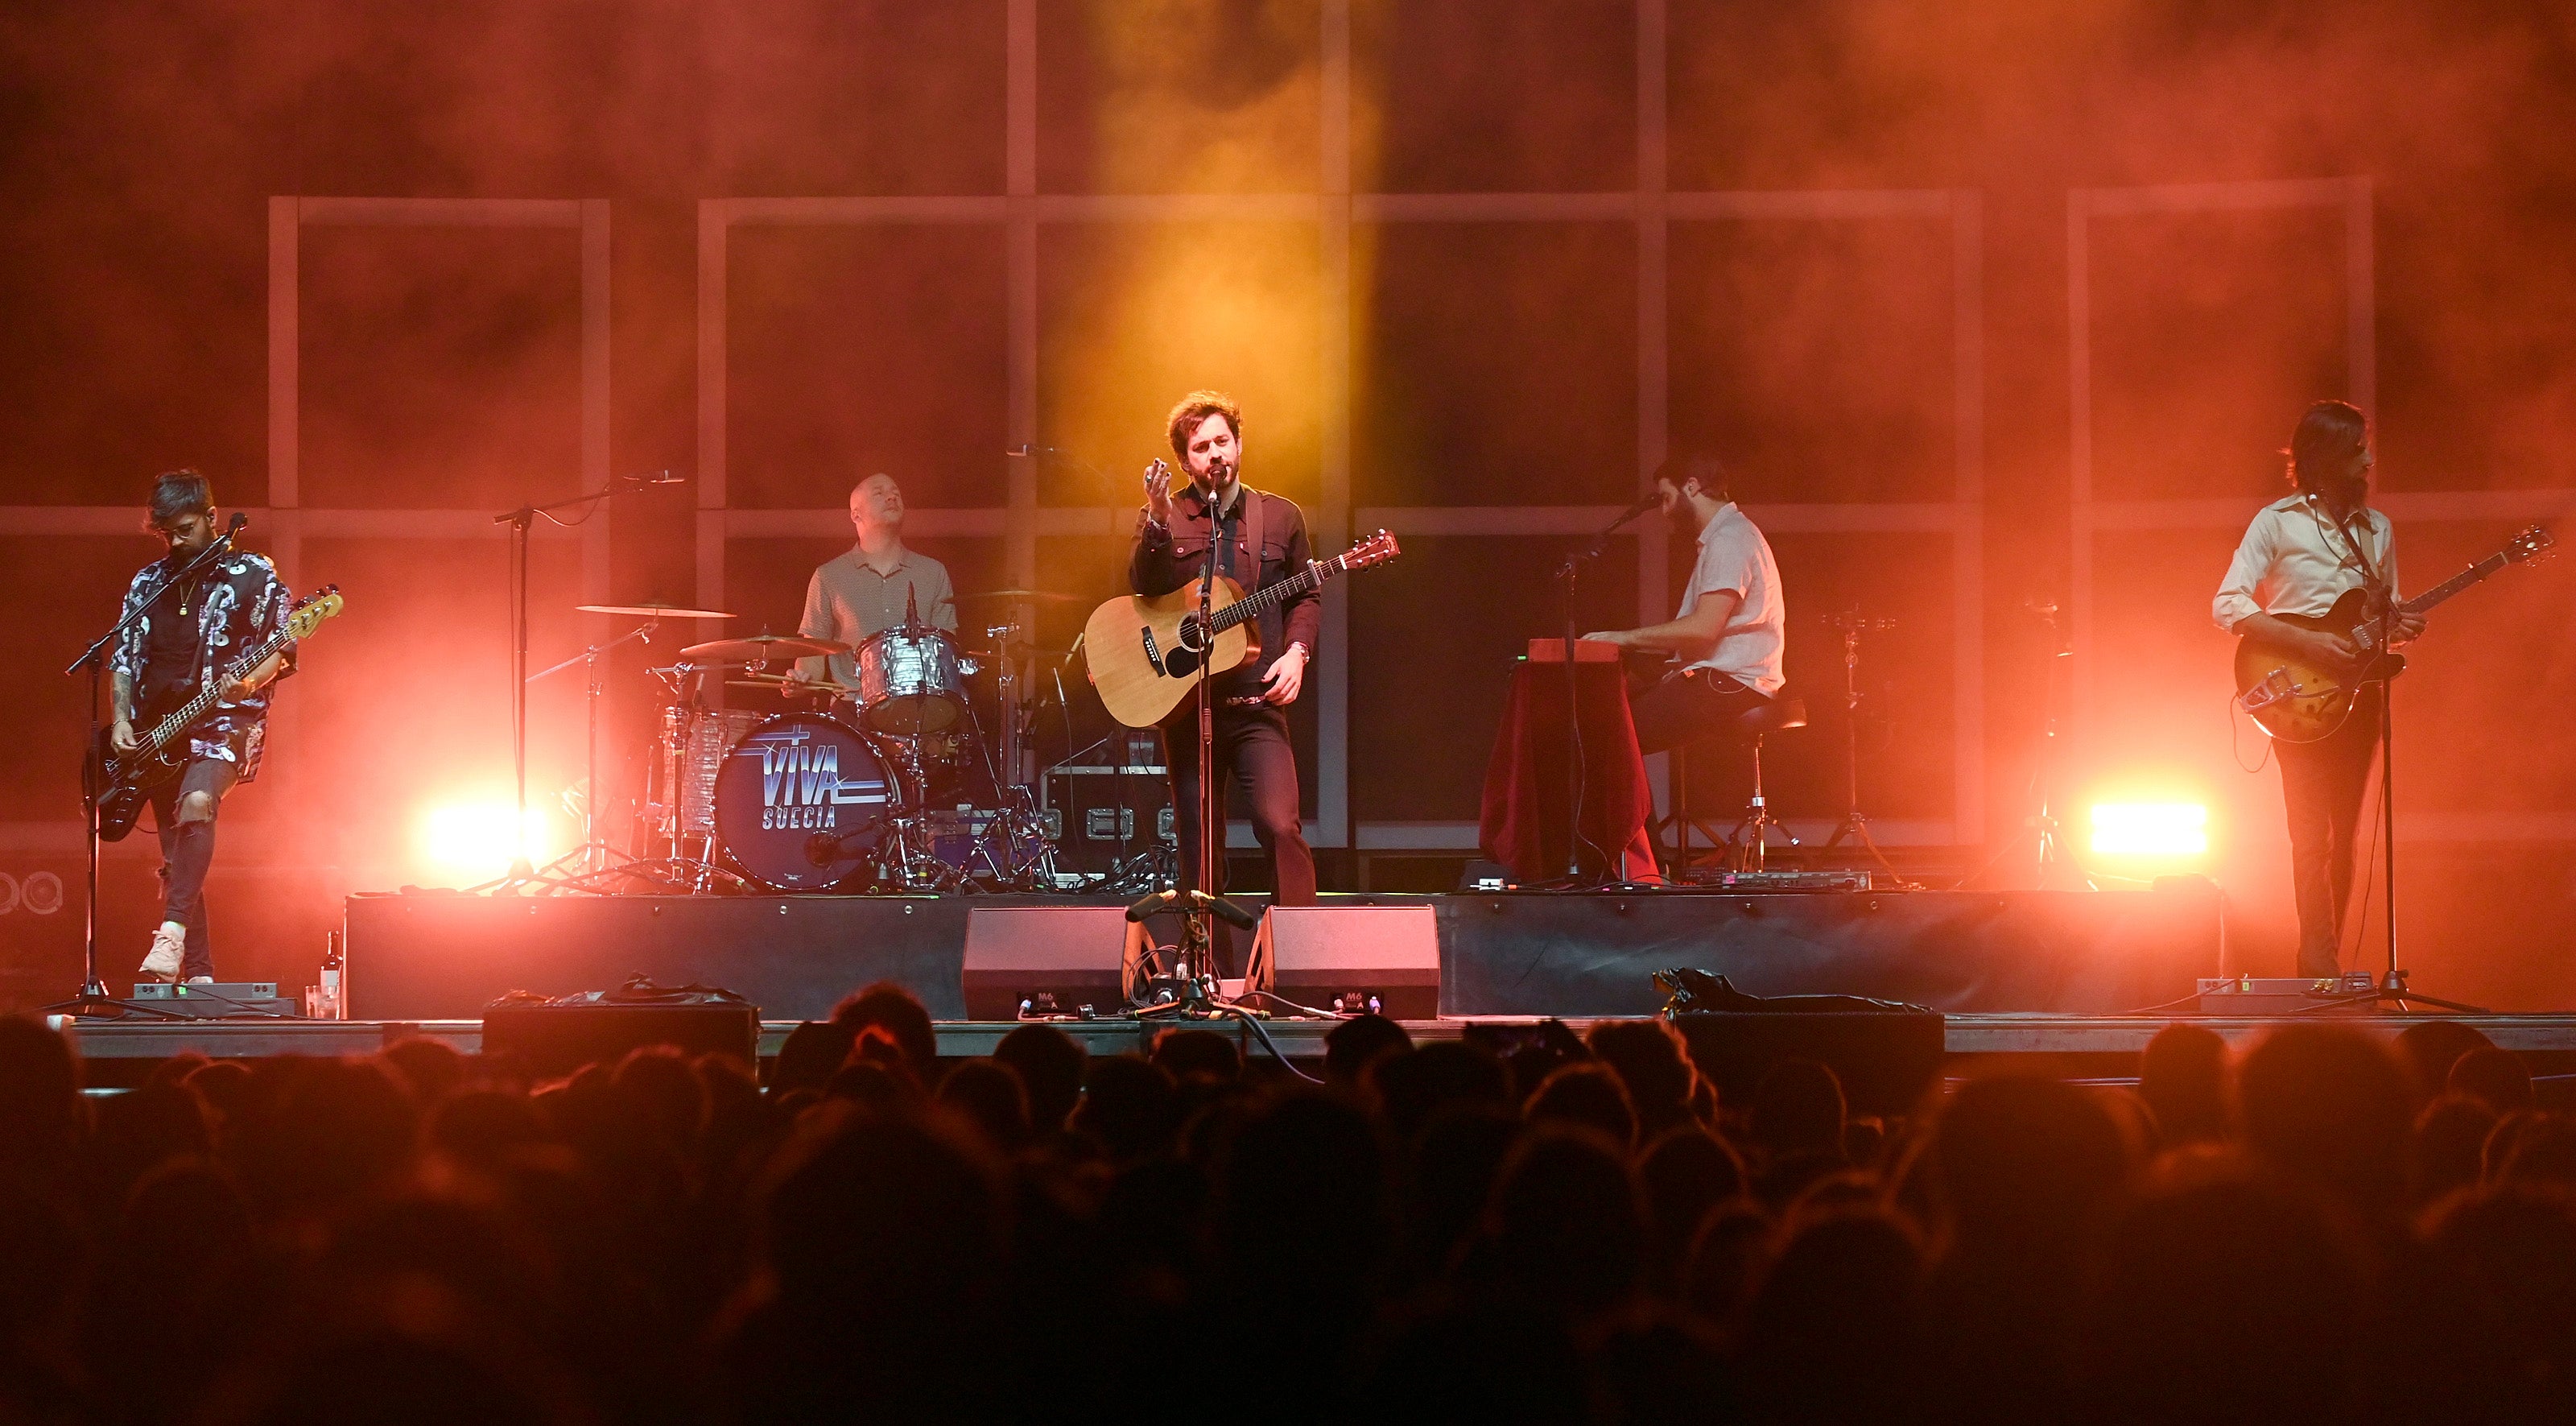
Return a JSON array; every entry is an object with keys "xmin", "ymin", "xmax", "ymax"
[
  {"xmin": 1084, "ymin": 531, "xmax": 1400, "ymax": 729},
  {"xmin": 89, "ymin": 585, "xmax": 344, "ymax": 841},
  {"xmin": 2233, "ymin": 526, "xmax": 2551, "ymax": 742}
]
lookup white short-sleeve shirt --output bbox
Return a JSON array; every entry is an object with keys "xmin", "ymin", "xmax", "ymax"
[{"xmin": 1677, "ymin": 502, "xmax": 1785, "ymax": 696}]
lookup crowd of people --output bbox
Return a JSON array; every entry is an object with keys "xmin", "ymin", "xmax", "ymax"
[{"xmin": 3, "ymin": 994, "xmax": 2574, "ymax": 1425}]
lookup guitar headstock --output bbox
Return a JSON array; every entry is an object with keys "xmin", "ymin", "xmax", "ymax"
[
  {"xmin": 2507, "ymin": 525, "xmax": 2556, "ymax": 565},
  {"xmin": 286, "ymin": 585, "xmax": 345, "ymax": 639},
  {"xmin": 1342, "ymin": 529, "xmax": 1401, "ymax": 569}
]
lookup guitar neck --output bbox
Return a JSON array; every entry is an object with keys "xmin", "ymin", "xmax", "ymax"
[
  {"xmin": 144, "ymin": 628, "xmax": 286, "ymax": 755},
  {"xmin": 2400, "ymin": 550, "xmax": 2512, "ymax": 618},
  {"xmin": 1212, "ymin": 556, "xmax": 1346, "ymax": 632}
]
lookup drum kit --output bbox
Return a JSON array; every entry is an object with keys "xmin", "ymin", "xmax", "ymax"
[{"xmin": 566, "ymin": 590, "xmax": 1105, "ymax": 896}]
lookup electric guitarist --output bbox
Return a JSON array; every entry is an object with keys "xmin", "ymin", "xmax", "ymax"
[
  {"xmin": 2213, "ymin": 402, "xmax": 2422, "ymax": 979},
  {"xmin": 109, "ymin": 471, "xmax": 298, "ymax": 984},
  {"xmin": 1128, "ymin": 391, "xmax": 1319, "ymax": 965}
]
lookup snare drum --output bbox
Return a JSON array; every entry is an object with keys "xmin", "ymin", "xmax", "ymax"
[
  {"xmin": 712, "ymin": 711, "xmax": 902, "ymax": 891},
  {"xmin": 852, "ymin": 627, "xmax": 967, "ymax": 734}
]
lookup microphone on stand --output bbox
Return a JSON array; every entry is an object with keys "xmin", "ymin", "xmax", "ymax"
[
  {"xmin": 630, "ymin": 469, "xmax": 687, "ymax": 485},
  {"xmin": 1605, "ymin": 490, "xmax": 1662, "ymax": 529}
]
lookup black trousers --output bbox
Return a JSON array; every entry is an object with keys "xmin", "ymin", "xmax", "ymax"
[
  {"xmin": 148, "ymin": 757, "xmax": 237, "ymax": 981},
  {"xmin": 1163, "ymin": 701, "xmax": 1315, "ymax": 973},
  {"xmin": 2277, "ymin": 685, "xmax": 2383, "ymax": 979},
  {"xmin": 1629, "ymin": 668, "xmax": 1773, "ymax": 756}
]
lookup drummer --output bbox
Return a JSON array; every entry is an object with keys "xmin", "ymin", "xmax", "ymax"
[{"xmin": 790, "ymin": 473, "xmax": 957, "ymax": 689}]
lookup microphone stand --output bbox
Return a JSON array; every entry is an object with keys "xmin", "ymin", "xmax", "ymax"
[
  {"xmin": 1128, "ymin": 469, "xmax": 1258, "ymax": 1014},
  {"xmin": 2302, "ymin": 590, "xmax": 2486, "ymax": 1015},
  {"xmin": 51, "ymin": 520, "xmax": 250, "ymax": 1019},
  {"xmin": 481, "ymin": 473, "xmax": 680, "ymax": 895},
  {"xmin": 1548, "ymin": 497, "xmax": 1655, "ymax": 885}
]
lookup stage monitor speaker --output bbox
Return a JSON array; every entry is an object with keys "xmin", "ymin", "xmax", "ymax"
[
  {"xmin": 1253, "ymin": 905, "xmax": 1441, "ymax": 1020},
  {"xmin": 1670, "ymin": 1011, "xmax": 1946, "ymax": 1118},
  {"xmin": 961, "ymin": 907, "xmax": 1141, "ymax": 1020},
  {"xmin": 481, "ymin": 1002, "xmax": 759, "ymax": 1079}
]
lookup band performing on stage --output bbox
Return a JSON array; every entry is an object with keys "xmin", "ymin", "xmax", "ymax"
[{"xmin": 70, "ymin": 393, "xmax": 2550, "ymax": 1006}]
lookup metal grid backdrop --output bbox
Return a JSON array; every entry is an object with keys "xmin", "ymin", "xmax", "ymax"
[
  {"xmin": 0, "ymin": 197, "xmax": 611, "ymax": 863},
  {"xmin": 694, "ymin": 0, "xmax": 1987, "ymax": 855},
  {"xmin": 2067, "ymin": 176, "xmax": 2576, "ymax": 842}
]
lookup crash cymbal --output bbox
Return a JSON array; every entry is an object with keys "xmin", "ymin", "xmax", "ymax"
[
  {"xmin": 577, "ymin": 601, "xmax": 736, "ymax": 619},
  {"xmin": 955, "ymin": 588, "xmax": 1080, "ymax": 605},
  {"xmin": 681, "ymin": 633, "xmax": 850, "ymax": 662}
]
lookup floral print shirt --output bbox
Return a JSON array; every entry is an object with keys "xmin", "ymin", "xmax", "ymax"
[{"xmin": 108, "ymin": 551, "xmax": 297, "ymax": 781}]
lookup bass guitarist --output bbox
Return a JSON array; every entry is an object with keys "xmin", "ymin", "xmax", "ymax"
[
  {"xmin": 1129, "ymin": 391, "xmax": 1319, "ymax": 965},
  {"xmin": 109, "ymin": 471, "xmax": 296, "ymax": 984},
  {"xmin": 2212, "ymin": 401, "xmax": 2422, "ymax": 978}
]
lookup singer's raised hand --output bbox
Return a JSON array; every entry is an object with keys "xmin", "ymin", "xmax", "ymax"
[{"xmin": 1144, "ymin": 460, "xmax": 1175, "ymax": 526}]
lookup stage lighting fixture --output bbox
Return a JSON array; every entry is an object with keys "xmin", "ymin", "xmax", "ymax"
[
  {"xmin": 421, "ymin": 800, "xmax": 555, "ymax": 882},
  {"xmin": 2088, "ymin": 802, "xmax": 2207, "ymax": 857}
]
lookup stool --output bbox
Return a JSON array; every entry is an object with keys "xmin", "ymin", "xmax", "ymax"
[{"xmin": 1724, "ymin": 696, "xmax": 1808, "ymax": 872}]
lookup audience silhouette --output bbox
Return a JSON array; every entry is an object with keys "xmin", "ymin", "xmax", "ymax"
[{"xmin": 1, "ymin": 1002, "xmax": 2565, "ymax": 1425}]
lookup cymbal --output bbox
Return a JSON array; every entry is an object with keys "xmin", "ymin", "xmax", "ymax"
[
  {"xmin": 682, "ymin": 633, "xmax": 850, "ymax": 661},
  {"xmin": 955, "ymin": 588, "xmax": 1080, "ymax": 605},
  {"xmin": 577, "ymin": 601, "xmax": 735, "ymax": 619}
]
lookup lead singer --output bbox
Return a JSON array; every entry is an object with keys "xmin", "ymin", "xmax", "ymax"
[{"xmin": 1129, "ymin": 391, "xmax": 1319, "ymax": 967}]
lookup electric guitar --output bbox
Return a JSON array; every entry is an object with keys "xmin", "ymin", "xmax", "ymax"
[
  {"xmin": 2233, "ymin": 527, "xmax": 2551, "ymax": 742},
  {"xmin": 89, "ymin": 585, "xmax": 344, "ymax": 841},
  {"xmin": 1084, "ymin": 531, "xmax": 1400, "ymax": 728}
]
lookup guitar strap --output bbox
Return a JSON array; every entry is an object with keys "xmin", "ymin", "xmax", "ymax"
[
  {"xmin": 2306, "ymin": 495, "xmax": 2388, "ymax": 602},
  {"xmin": 1241, "ymin": 486, "xmax": 1265, "ymax": 589}
]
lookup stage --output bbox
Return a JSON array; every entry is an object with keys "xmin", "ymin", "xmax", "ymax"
[
  {"xmin": 339, "ymin": 882, "xmax": 2233, "ymax": 1023},
  {"xmin": 52, "ymin": 878, "xmax": 2576, "ymax": 1096}
]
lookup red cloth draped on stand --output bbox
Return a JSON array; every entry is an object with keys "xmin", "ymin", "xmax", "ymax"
[{"xmin": 1477, "ymin": 659, "xmax": 1662, "ymax": 884}]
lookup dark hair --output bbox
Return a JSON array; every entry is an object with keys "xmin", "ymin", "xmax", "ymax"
[
  {"xmin": 2285, "ymin": 401, "xmax": 2368, "ymax": 492},
  {"xmin": 828, "ymin": 982, "xmax": 939, "ymax": 1079},
  {"xmin": 147, "ymin": 469, "xmax": 213, "ymax": 528},
  {"xmin": 1653, "ymin": 450, "xmax": 1730, "ymax": 502},
  {"xmin": 1165, "ymin": 391, "xmax": 1243, "ymax": 461}
]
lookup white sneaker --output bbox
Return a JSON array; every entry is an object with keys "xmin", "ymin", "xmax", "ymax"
[
  {"xmin": 139, "ymin": 925, "xmax": 184, "ymax": 982},
  {"xmin": 184, "ymin": 975, "xmax": 214, "ymax": 986}
]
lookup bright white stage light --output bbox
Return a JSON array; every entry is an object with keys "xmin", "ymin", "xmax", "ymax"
[
  {"xmin": 2089, "ymin": 802, "xmax": 2208, "ymax": 857},
  {"xmin": 419, "ymin": 800, "xmax": 553, "ymax": 882}
]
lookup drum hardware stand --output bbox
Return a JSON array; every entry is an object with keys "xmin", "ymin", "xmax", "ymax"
[
  {"xmin": 521, "ymin": 616, "xmax": 663, "ymax": 882},
  {"xmin": 1819, "ymin": 609, "xmax": 1902, "ymax": 873},
  {"xmin": 620, "ymin": 660, "xmax": 749, "ymax": 895},
  {"xmin": 51, "ymin": 515, "xmax": 249, "ymax": 1020},
  {"xmin": 487, "ymin": 470, "xmax": 683, "ymax": 894},
  {"xmin": 1967, "ymin": 598, "xmax": 2094, "ymax": 891}
]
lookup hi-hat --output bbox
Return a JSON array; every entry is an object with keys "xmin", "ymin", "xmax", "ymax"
[
  {"xmin": 577, "ymin": 601, "xmax": 735, "ymax": 619},
  {"xmin": 681, "ymin": 633, "xmax": 850, "ymax": 662},
  {"xmin": 956, "ymin": 588, "xmax": 1079, "ymax": 605}
]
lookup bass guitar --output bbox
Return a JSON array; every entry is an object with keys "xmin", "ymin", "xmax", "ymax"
[
  {"xmin": 1084, "ymin": 531, "xmax": 1400, "ymax": 728},
  {"xmin": 90, "ymin": 585, "xmax": 344, "ymax": 841},
  {"xmin": 2234, "ymin": 527, "xmax": 2551, "ymax": 742}
]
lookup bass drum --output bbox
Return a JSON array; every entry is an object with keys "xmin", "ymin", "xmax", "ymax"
[{"xmin": 712, "ymin": 712, "xmax": 902, "ymax": 891}]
